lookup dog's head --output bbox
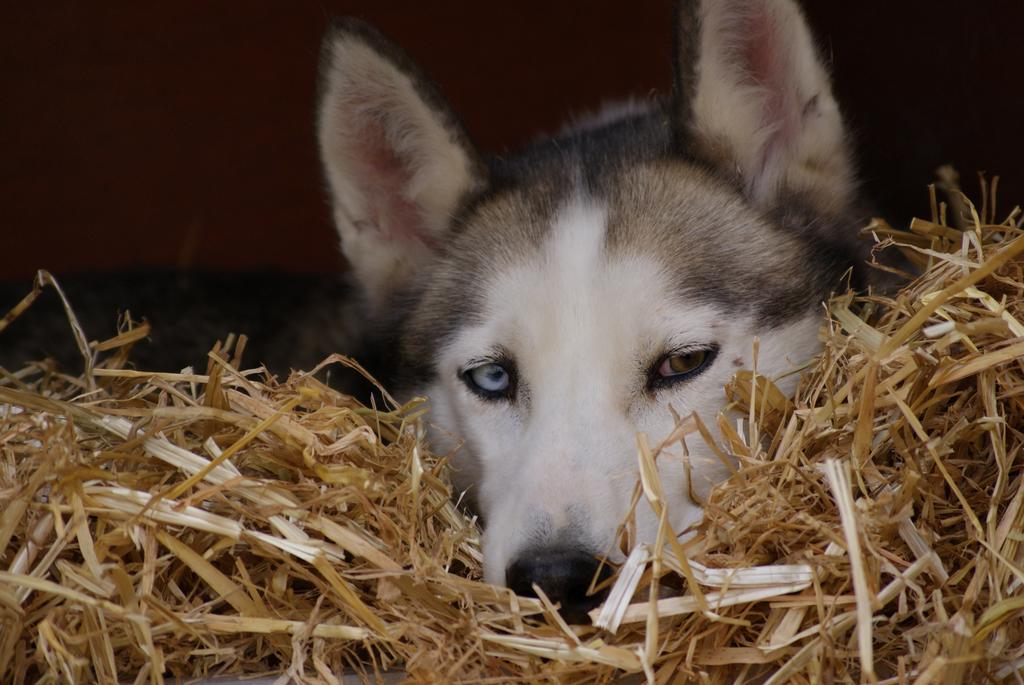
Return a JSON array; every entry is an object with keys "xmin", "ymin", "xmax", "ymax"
[{"xmin": 317, "ymin": 0, "xmax": 863, "ymax": 619}]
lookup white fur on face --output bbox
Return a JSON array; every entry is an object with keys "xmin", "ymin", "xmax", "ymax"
[{"xmin": 422, "ymin": 199, "xmax": 824, "ymax": 585}]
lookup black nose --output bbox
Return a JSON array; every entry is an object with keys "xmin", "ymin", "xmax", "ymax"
[{"xmin": 506, "ymin": 548, "xmax": 611, "ymax": 623}]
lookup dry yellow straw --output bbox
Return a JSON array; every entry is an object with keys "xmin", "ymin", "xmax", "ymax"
[{"xmin": 1, "ymin": 180, "xmax": 1022, "ymax": 683}]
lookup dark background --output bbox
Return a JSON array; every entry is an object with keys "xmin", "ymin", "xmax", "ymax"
[{"xmin": 2, "ymin": 2, "xmax": 1022, "ymax": 282}]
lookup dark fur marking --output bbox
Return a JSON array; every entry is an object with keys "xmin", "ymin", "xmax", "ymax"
[
  {"xmin": 389, "ymin": 111, "xmax": 865, "ymax": 389},
  {"xmin": 670, "ymin": 0, "xmax": 702, "ymax": 151}
]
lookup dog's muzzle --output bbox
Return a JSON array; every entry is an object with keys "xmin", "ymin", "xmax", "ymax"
[{"xmin": 505, "ymin": 547, "xmax": 612, "ymax": 624}]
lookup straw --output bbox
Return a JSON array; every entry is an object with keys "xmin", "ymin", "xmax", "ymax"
[{"xmin": 1, "ymin": 178, "xmax": 1022, "ymax": 683}]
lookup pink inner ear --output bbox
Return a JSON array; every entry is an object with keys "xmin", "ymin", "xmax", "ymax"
[
  {"xmin": 742, "ymin": 9, "xmax": 780, "ymax": 90},
  {"xmin": 736, "ymin": 3, "xmax": 800, "ymax": 151},
  {"xmin": 346, "ymin": 102, "xmax": 433, "ymax": 246}
]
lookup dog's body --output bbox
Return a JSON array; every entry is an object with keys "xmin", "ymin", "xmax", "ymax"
[{"xmin": 324, "ymin": 0, "xmax": 866, "ymax": 619}]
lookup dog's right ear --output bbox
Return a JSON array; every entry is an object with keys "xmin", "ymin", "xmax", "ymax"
[{"xmin": 317, "ymin": 20, "xmax": 486, "ymax": 308}]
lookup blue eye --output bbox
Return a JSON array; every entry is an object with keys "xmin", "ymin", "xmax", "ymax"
[{"xmin": 462, "ymin": 362, "xmax": 514, "ymax": 400}]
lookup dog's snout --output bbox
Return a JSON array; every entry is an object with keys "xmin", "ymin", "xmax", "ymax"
[{"xmin": 505, "ymin": 548, "xmax": 611, "ymax": 623}]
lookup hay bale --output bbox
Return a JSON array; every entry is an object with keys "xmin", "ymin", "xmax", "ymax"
[{"xmin": 1, "ymin": 182, "xmax": 1022, "ymax": 684}]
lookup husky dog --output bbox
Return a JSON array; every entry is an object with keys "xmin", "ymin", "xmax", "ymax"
[{"xmin": 317, "ymin": 0, "xmax": 866, "ymax": 620}]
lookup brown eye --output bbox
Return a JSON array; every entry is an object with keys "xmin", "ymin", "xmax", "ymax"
[
  {"xmin": 658, "ymin": 350, "xmax": 706, "ymax": 377},
  {"xmin": 650, "ymin": 346, "xmax": 718, "ymax": 389}
]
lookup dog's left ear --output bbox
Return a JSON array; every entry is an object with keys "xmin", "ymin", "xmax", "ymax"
[
  {"xmin": 317, "ymin": 20, "xmax": 486, "ymax": 308},
  {"xmin": 673, "ymin": 0, "xmax": 855, "ymax": 212}
]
